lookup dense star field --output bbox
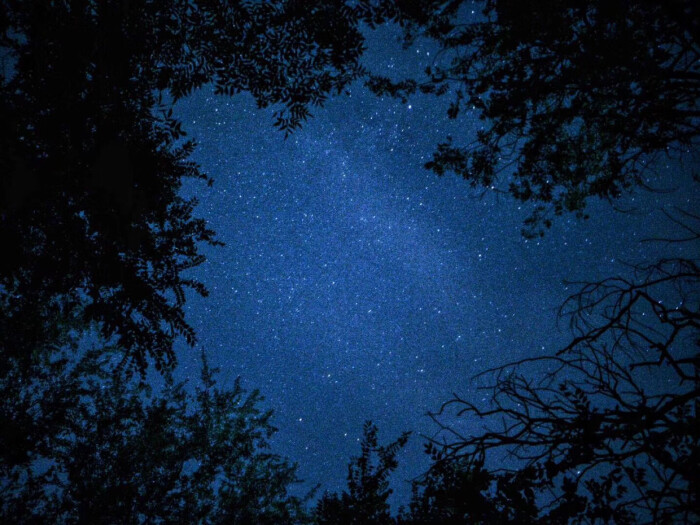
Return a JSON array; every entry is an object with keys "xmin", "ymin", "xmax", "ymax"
[{"xmin": 173, "ymin": 27, "xmax": 696, "ymax": 504}]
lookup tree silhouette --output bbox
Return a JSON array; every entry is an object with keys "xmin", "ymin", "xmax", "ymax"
[
  {"xmin": 369, "ymin": 0, "xmax": 700, "ymax": 236},
  {"xmin": 315, "ymin": 425, "xmax": 541, "ymax": 524},
  {"xmin": 399, "ymin": 453, "xmax": 539, "ymax": 524},
  {"xmin": 0, "ymin": 344, "xmax": 308, "ymax": 523},
  {"xmin": 426, "ymin": 235, "xmax": 699, "ymax": 522},
  {"xmin": 0, "ymin": 0, "xmax": 387, "ymax": 371},
  {"xmin": 314, "ymin": 421, "xmax": 409, "ymax": 525}
]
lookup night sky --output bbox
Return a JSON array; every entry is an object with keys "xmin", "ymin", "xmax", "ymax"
[{"xmin": 172, "ymin": 24, "xmax": 696, "ymax": 507}]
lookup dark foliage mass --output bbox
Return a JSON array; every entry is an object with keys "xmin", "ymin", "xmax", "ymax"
[
  {"xmin": 0, "ymin": 0, "xmax": 383, "ymax": 371},
  {"xmin": 1, "ymin": 344, "xmax": 307, "ymax": 523},
  {"xmin": 401, "ymin": 453, "xmax": 539, "ymax": 524},
  {"xmin": 371, "ymin": 0, "xmax": 700, "ymax": 236}
]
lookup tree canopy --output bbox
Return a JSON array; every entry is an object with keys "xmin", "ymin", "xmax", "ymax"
[
  {"xmin": 370, "ymin": 0, "xmax": 700, "ymax": 236},
  {"xmin": 0, "ymin": 0, "xmax": 385, "ymax": 370},
  {"xmin": 1, "ymin": 344, "xmax": 308, "ymax": 523}
]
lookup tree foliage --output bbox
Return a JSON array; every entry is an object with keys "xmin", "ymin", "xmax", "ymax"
[
  {"xmin": 0, "ymin": 0, "xmax": 388, "ymax": 371},
  {"xmin": 314, "ymin": 421, "xmax": 409, "ymax": 525},
  {"xmin": 370, "ymin": 0, "xmax": 700, "ymax": 236},
  {"xmin": 400, "ymin": 453, "xmax": 539, "ymax": 524},
  {"xmin": 0, "ymin": 344, "xmax": 307, "ymax": 523}
]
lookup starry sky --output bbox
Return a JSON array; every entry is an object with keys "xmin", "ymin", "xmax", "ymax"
[{"xmin": 172, "ymin": 24, "xmax": 697, "ymax": 507}]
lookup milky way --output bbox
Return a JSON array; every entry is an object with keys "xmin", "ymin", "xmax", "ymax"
[{"xmin": 172, "ymin": 26, "xmax": 695, "ymax": 506}]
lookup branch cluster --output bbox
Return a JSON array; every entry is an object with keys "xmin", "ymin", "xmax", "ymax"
[{"xmin": 430, "ymin": 250, "xmax": 699, "ymax": 522}]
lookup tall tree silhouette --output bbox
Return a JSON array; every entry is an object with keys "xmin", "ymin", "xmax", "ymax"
[
  {"xmin": 0, "ymin": 0, "xmax": 383, "ymax": 371},
  {"xmin": 369, "ymin": 0, "xmax": 700, "ymax": 236}
]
